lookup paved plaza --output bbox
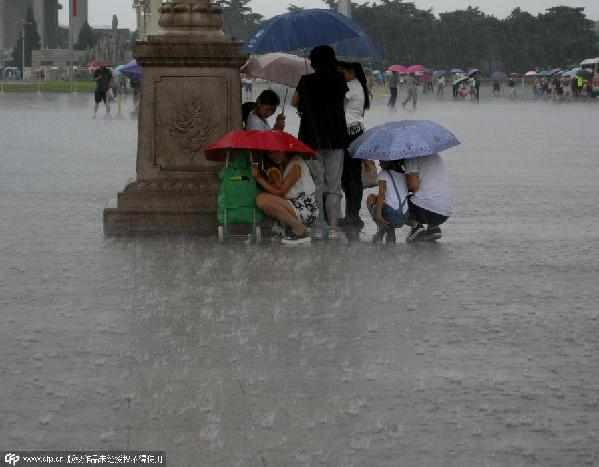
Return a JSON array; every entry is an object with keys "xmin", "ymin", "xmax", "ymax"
[{"xmin": 1, "ymin": 93, "xmax": 598, "ymax": 466}]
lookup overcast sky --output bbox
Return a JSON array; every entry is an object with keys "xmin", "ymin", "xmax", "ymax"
[{"xmin": 67, "ymin": 0, "xmax": 599, "ymax": 30}]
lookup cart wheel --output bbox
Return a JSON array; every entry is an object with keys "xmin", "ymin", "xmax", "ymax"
[
  {"xmin": 218, "ymin": 225, "xmax": 225, "ymax": 243},
  {"xmin": 255, "ymin": 226, "xmax": 262, "ymax": 244}
]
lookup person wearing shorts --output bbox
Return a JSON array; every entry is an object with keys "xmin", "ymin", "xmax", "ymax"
[
  {"xmin": 93, "ymin": 66, "xmax": 112, "ymax": 118},
  {"xmin": 404, "ymin": 154, "xmax": 451, "ymax": 242},
  {"xmin": 253, "ymin": 152, "xmax": 318, "ymax": 246}
]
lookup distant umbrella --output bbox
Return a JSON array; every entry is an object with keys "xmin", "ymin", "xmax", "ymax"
[
  {"xmin": 450, "ymin": 68, "xmax": 464, "ymax": 74},
  {"xmin": 387, "ymin": 64, "xmax": 408, "ymax": 74},
  {"xmin": 524, "ymin": 70, "xmax": 537, "ymax": 77},
  {"xmin": 407, "ymin": 64, "xmax": 425, "ymax": 74},
  {"xmin": 117, "ymin": 60, "xmax": 142, "ymax": 80},
  {"xmin": 468, "ymin": 68, "xmax": 481, "ymax": 77}
]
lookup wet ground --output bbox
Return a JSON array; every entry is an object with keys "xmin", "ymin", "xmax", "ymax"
[{"xmin": 1, "ymin": 92, "xmax": 598, "ymax": 466}]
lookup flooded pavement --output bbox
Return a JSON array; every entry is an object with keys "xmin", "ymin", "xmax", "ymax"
[{"xmin": 1, "ymin": 92, "xmax": 598, "ymax": 466}]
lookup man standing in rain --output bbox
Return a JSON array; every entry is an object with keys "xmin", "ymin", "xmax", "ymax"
[
  {"xmin": 93, "ymin": 65, "xmax": 112, "ymax": 118},
  {"xmin": 387, "ymin": 71, "xmax": 400, "ymax": 109},
  {"xmin": 402, "ymin": 73, "xmax": 418, "ymax": 110}
]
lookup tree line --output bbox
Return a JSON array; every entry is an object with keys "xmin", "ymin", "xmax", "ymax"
[{"xmin": 219, "ymin": 0, "xmax": 599, "ymax": 72}]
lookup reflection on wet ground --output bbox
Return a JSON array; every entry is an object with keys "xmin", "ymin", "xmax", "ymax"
[{"xmin": 1, "ymin": 93, "xmax": 598, "ymax": 466}]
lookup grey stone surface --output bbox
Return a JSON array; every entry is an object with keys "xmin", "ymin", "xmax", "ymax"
[
  {"xmin": 1, "ymin": 93, "xmax": 599, "ymax": 466},
  {"xmin": 104, "ymin": 0, "xmax": 246, "ymax": 235}
]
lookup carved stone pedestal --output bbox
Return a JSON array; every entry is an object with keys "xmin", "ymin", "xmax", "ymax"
[{"xmin": 104, "ymin": 0, "xmax": 246, "ymax": 235}]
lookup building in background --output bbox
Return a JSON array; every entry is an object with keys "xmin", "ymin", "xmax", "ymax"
[
  {"xmin": 91, "ymin": 15, "xmax": 132, "ymax": 65},
  {"xmin": 69, "ymin": 0, "xmax": 88, "ymax": 47},
  {"xmin": 0, "ymin": 0, "xmax": 61, "ymax": 53},
  {"xmin": 133, "ymin": 0, "xmax": 163, "ymax": 41}
]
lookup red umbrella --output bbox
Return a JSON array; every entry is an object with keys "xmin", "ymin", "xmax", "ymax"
[
  {"xmin": 88, "ymin": 60, "xmax": 111, "ymax": 72},
  {"xmin": 205, "ymin": 130, "xmax": 316, "ymax": 161},
  {"xmin": 407, "ymin": 64, "xmax": 425, "ymax": 74},
  {"xmin": 387, "ymin": 64, "xmax": 408, "ymax": 74}
]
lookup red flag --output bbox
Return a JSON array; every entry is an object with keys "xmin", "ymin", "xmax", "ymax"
[{"xmin": 72, "ymin": 0, "xmax": 77, "ymax": 17}]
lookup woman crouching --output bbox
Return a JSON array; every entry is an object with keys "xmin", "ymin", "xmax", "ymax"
[
  {"xmin": 366, "ymin": 160, "xmax": 410, "ymax": 244},
  {"xmin": 252, "ymin": 151, "xmax": 318, "ymax": 245}
]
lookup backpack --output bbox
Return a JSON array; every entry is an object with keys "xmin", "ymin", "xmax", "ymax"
[{"xmin": 385, "ymin": 169, "xmax": 409, "ymax": 227}]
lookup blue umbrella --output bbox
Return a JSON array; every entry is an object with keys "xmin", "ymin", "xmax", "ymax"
[
  {"xmin": 244, "ymin": 9, "xmax": 364, "ymax": 55},
  {"xmin": 468, "ymin": 68, "xmax": 481, "ymax": 77},
  {"xmin": 450, "ymin": 68, "xmax": 464, "ymax": 74},
  {"xmin": 349, "ymin": 120, "xmax": 461, "ymax": 161},
  {"xmin": 118, "ymin": 60, "xmax": 142, "ymax": 80},
  {"xmin": 333, "ymin": 32, "xmax": 384, "ymax": 60}
]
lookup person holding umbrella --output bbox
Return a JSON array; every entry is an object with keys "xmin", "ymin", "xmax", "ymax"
[
  {"xmin": 245, "ymin": 90, "xmax": 286, "ymax": 131},
  {"xmin": 292, "ymin": 45, "xmax": 349, "ymax": 241},
  {"xmin": 349, "ymin": 120, "xmax": 459, "ymax": 243}
]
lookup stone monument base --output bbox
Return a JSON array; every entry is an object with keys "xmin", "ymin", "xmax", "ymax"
[{"xmin": 103, "ymin": 176, "xmax": 218, "ymax": 235}]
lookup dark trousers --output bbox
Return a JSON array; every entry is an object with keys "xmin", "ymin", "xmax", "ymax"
[
  {"xmin": 342, "ymin": 129, "xmax": 364, "ymax": 221},
  {"xmin": 388, "ymin": 87, "xmax": 398, "ymax": 108},
  {"xmin": 409, "ymin": 199, "xmax": 448, "ymax": 227}
]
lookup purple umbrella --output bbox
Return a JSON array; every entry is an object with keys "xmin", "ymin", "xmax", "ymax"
[{"xmin": 117, "ymin": 60, "xmax": 142, "ymax": 80}]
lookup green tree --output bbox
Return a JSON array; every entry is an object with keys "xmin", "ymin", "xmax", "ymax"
[
  {"xmin": 219, "ymin": 0, "xmax": 263, "ymax": 41},
  {"xmin": 75, "ymin": 22, "xmax": 96, "ymax": 51},
  {"xmin": 11, "ymin": 7, "xmax": 41, "ymax": 69},
  {"xmin": 538, "ymin": 7, "xmax": 597, "ymax": 66}
]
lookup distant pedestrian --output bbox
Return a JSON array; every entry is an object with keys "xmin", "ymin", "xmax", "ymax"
[
  {"xmin": 402, "ymin": 73, "xmax": 418, "ymax": 110},
  {"xmin": 436, "ymin": 75, "xmax": 446, "ymax": 97},
  {"xmin": 508, "ymin": 77, "xmax": 517, "ymax": 99},
  {"xmin": 93, "ymin": 65, "xmax": 112, "ymax": 118},
  {"xmin": 492, "ymin": 80, "xmax": 501, "ymax": 97},
  {"xmin": 292, "ymin": 45, "xmax": 348, "ymax": 240},
  {"xmin": 388, "ymin": 71, "xmax": 399, "ymax": 109}
]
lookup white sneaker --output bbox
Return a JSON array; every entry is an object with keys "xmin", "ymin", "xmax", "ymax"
[{"xmin": 281, "ymin": 232, "xmax": 311, "ymax": 246}]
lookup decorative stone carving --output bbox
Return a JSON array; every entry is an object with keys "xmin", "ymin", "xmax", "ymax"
[
  {"xmin": 103, "ymin": 0, "xmax": 246, "ymax": 235},
  {"xmin": 158, "ymin": 0, "xmax": 226, "ymax": 41}
]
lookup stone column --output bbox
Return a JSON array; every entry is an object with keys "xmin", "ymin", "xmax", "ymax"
[{"xmin": 104, "ymin": 0, "xmax": 246, "ymax": 235}]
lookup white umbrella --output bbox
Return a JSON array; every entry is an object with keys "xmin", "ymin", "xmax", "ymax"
[{"xmin": 241, "ymin": 53, "xmax": 313, "ymax": 88}]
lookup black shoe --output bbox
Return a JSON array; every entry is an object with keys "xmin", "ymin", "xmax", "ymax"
[
  {"xmin": 406, "ymin": 224, "xmax": 425, "ymax": 243},
  {"xmin": 423, "ymin": 226, "xmax": 442, "ymax": 241},
  {"xmin": 372, "ymin": 227, "xmax": 385, "ymax": 244},
  {"xmin": 385, "ymin": 227, "xmax": 397, "ymax": 244}
]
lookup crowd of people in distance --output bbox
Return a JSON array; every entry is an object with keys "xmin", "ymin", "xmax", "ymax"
[{"xmin": 243, "ymin": 46, "xmax": 452, "ymax": 246}]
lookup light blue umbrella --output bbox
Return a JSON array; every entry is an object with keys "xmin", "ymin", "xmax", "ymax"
[{"xmin": 349, "ymin": 120, "xmax": 461, "ymax": 161}]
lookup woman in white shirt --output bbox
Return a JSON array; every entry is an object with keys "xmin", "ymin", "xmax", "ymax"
[
  {"xmin": 404, "ymin": 154, "xmax": 452, "ymax": 242},
  {"xmin": 338, "ymin": 61, "xmax": 371, "ymax": 228}
]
